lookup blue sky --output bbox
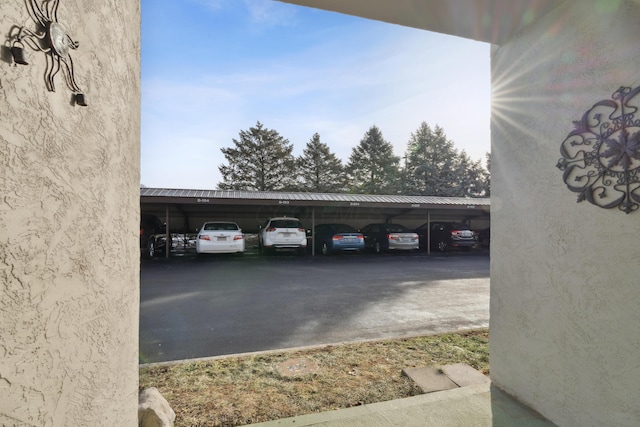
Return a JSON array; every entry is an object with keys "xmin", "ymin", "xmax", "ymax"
[{"xmin": 141, "ymin": 0, "xmax": 491, "ymax": 190}]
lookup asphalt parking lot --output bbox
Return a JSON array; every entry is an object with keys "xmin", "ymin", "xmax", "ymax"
[{"xmin": 139, "ymin": 250, "xmax": 490, "ymax": 364}]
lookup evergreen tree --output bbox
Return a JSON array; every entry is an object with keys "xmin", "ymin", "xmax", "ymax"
[
  {"xmin": 218, "ymin": 121, "xmax": 296, "ymax": 191},
  {"xmin": 404, "ymin": 122, "xmax": 459, "ymax": 196},
  {"xmin": 482, "ymin": 152, "xmax": 491, "ymax": 196},
  {"xmin": 296, "ymin": 133, "xmax": 346, "ymax": 193},
  {"xmin": 454, "ymin": 150, "xmax": 489, "ymax": 197},
  {"xmin": 346, "ymin": 125, "xmax": 400, "ymax": 194}
]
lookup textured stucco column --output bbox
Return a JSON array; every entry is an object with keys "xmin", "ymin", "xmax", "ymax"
[
  {"xmin": 490, "ymin": 0, "xmax": 640, "ymax": 425},
  {"xmin": 0, "ymin": 1, "xmax": 140, "ymax": 425}
]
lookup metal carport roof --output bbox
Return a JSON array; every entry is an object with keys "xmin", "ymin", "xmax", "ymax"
[
  {"xmin": 141, "ymin": 187, "xmax": 490, "ymax": 205},
  {"xmin": 141, "ymin": 187, "xmax": 490, "ymax": 231}
]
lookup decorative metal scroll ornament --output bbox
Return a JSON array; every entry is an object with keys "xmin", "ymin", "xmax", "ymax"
[
  {"xmin": 7, "ymin": 0, "xmax": 87, "ymax": 106},
  {"xmin": 556, "ymin": 86, "xmax": 640, "ymax": 214}
]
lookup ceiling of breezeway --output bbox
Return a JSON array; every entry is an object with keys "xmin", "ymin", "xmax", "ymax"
[{"xmin": 278, "ymin": 0, "xmax": 561, "ymax": 45}]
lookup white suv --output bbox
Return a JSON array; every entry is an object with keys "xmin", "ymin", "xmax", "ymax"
[{"xmin": 259, "ymin": 217, "xmax": 307, "ymax": 255}]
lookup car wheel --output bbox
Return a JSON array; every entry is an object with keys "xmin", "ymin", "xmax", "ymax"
[
  {"xmin": 147, "ymin": 239, "xmax": 156, "ymax": 258},
  {"xmin": 437, "ymin": 240, "xmax": 448, "ymax": 252},
  {"xmin": 321, "ymin": 243, "xmax": 329, "ymax": 256},
  {"xmin": 374, "ymin": 241, "xmax": 382, "ymax": 254}
]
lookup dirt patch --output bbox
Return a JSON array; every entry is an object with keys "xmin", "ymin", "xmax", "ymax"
[{"xmin": 277, "ymin": 358, "xmax": 320, "ymax": 377}]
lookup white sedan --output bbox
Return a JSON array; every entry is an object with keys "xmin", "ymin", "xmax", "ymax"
[{"xmin": 196, "ymin": 221, "xmax": 245, "ymax": 254}]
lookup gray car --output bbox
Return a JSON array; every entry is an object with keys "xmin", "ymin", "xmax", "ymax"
[{"xmin": 359, "ymin": 223, "xmax": 419, "ymax": 253}]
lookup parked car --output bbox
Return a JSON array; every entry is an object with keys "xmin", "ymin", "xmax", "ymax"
[
  {"xmin": 415, "ymin": 222, "xmax": 477, "ymax": 252},
  {"xmin": 196, "ymin": 221, "xmax": 245, "ymax": 254},
  {"xmin": 313, "ymin": 223, "xmax": 364, "ymax": 255},
  {"xmin": 359, "ymin": 223, "xmax": 419, "ymax": 253},
  {"xmin": 478, "ymin": 227, "xmax": 490, "ymax": 248},
  {"xmin": 258, "ymin": 217, "xmax": 307, "ymax": 255},
  {"xmin": 140, "ymin": 213, "xmax": 170, "ymax": 258}
]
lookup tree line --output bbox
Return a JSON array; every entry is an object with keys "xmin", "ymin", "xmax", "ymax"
[{"xmin": 218, "ymin": 121, "xmax": 490, "ymax": 197}]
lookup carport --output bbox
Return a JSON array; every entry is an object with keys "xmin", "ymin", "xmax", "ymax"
[{"xmin": 141, "ymin": 187, "xmax": 490, "ymax": 256}]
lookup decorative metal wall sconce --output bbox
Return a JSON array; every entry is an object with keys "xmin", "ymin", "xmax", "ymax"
[
  {"xmin": 557, "ymin": 86, "xmax": 640, "ymax": 214},
  {"xmin": 7, "ymin": 0, "xmax": 87, "ymax": 106}
]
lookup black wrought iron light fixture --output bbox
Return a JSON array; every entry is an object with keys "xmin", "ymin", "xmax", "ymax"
[
  {"xmin": 557, "ymin": 86, "xmax": 640, "ymax": 214},
  {"xmin": 8, "ymin": 0, "xmax": 87, "ymax": 106}
]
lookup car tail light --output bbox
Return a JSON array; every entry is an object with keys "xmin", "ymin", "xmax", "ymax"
[
  {"xmin": 356, "ymin": 235, "xmax": 364, "ymax": 240},
  {"xmin": 411, "ymin": 233, "xmax": 418, "ymax": 240},
  {"xmin": 140, "ymin": 228, "xmax": 144, "ymax": 236},
  {"xmin": 388, "ymin": 233, "xmax": 398, "ymax": 240},
  {"xmin": 298, "ymin": 228, "xmax": 305, "ymax": 232},
  {"xmin": 233, "ymin": 235, "xmax": 243, "ymax": 240},
  {"xmin": 332, "ymin": 235, "xmax": 343, "ymax": 241},
  {"xmin": 266, "ymin": 227, "xmax": 276, "ymax": 232},
  {"xmin": 198, "ymin": 235, "xmax": 210, "ymax": 241}
]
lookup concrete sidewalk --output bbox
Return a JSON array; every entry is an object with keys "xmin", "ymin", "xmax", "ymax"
[
  {"xmin": 248, "ymin": 382, "xmax": 556, "ymax": 427},
  {"xmin": 247, "ymin": 364, "xmax": 556, "ymax": 427}
]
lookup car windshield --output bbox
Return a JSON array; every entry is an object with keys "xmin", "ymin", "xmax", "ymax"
[
  {"xmin": 204, "ymin": 223, "xmax": 238, "ymax": 231},
  {"xmin": 451, "ymin": 223, "xmax": 470, "ymax": 230},
  {"xmin": 271, "ymin": 220, "xmax": 302, "ymax": 228},
  {"xmin": 333, "ymin": 224, "xmax": 356, "ymax": 233},
  {"xmin": 386, "ymin": 224, "xmax": 409, "ymax": 232},
  {"xmin": 142, "ymin": 215, "xmax": 165, "ymax": 230}
]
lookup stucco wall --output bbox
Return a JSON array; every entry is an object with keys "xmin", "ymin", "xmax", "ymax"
[
  {"xmin": 0, "ymin": 1, "xmax": 140, "ymax": 425},
  {"xmin": 490, "ymin": 0, "xmax": 640, "ymax": 425}
]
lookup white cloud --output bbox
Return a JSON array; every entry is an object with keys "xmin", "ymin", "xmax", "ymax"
[
  {"xmin": 185, "ymin": 0, "xmax": 225, "ymax": 13},
  {"xmin": 242, "ymin": 0, "xmax": 298, "ymax": 28}
]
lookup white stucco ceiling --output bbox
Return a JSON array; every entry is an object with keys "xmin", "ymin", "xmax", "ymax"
[{"xmin": 278, "ymin": 0, "xmax": 561, "ymax": 45}]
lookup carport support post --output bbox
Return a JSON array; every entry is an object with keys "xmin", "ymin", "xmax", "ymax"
[
  {"xmin": 311, "ymin": 207, "xmax": 315, "ymax": 256},
  {"xmin": 427, "ymin": 210, "xmax": 431, "ymax": 255},
  {"xmin": 165, "ymin": 205, "xmax": 170, "ymax": 258}
]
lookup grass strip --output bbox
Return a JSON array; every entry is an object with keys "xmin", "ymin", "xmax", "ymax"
[{"xmin": 140, "ymin": 329, "xmax": 489, "ymax": 427}]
